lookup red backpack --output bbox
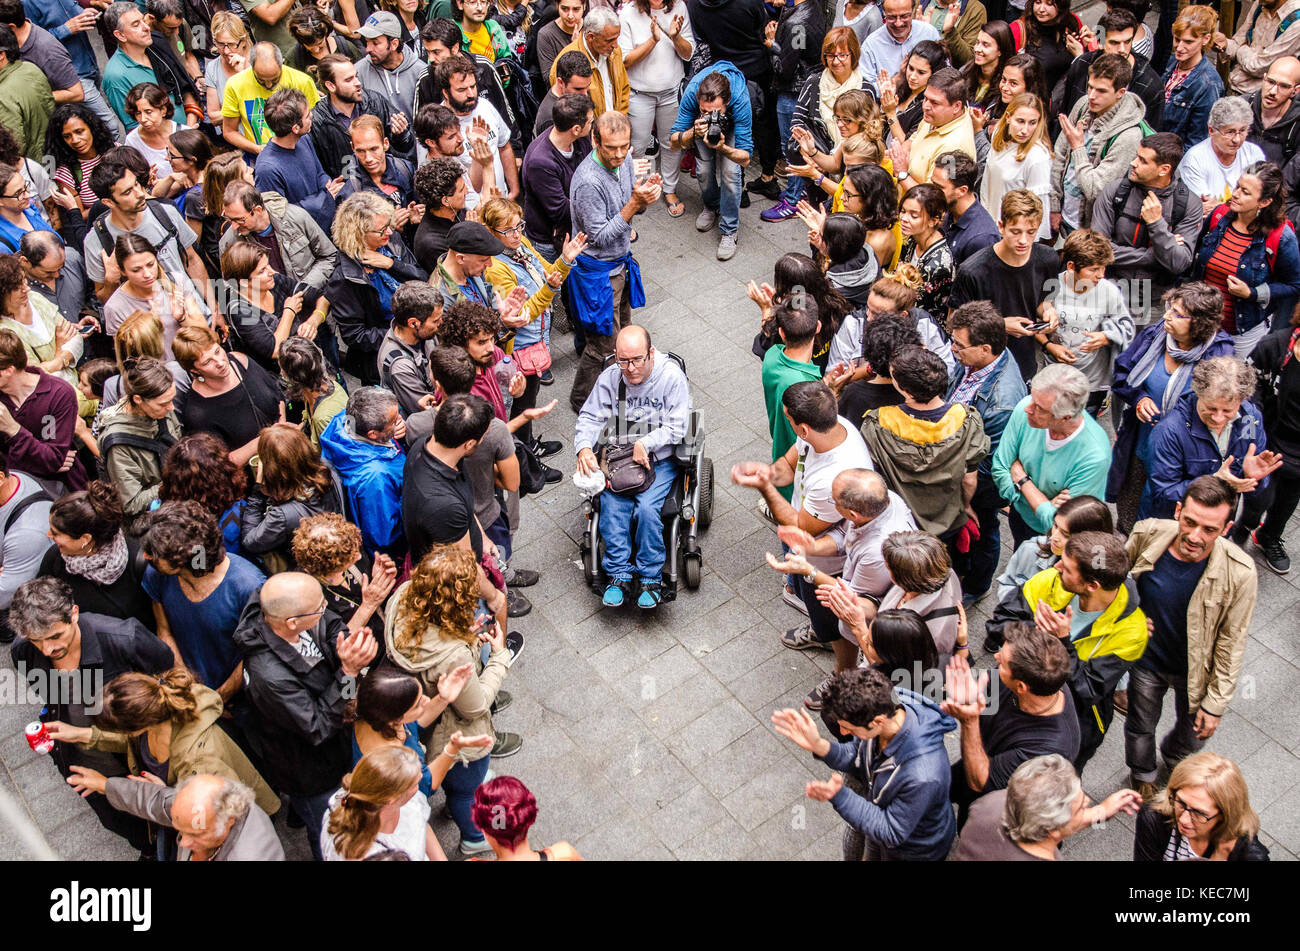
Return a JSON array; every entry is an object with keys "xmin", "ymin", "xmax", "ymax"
[{"xmin": 1206, "ymin": 204, "xmax": 1295, "ymax": 274}]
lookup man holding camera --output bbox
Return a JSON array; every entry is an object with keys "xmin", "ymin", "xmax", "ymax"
[{"xmin": 669, "ymin": 61, "xmax": 752, "ymax": 261}]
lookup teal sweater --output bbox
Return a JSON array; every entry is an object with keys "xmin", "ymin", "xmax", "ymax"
[{"xmin": 991, "ymin": 396, "xmax": 1111, "ymax": 534}]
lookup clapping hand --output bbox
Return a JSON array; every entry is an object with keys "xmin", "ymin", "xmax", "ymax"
[
  {"xmin": 1033, "ymin": 599, "xmax": 1073, "ymax": 639},
  {"xmin": 942, "ymin": 0, "xmax": 960, "ymax": 33},
  {"xmin": 336, "ymin": 626, "xmax": 379, "ymax": 678},
  {"xmin": 771, "ymin": 706, "xmax": 826, "ymax": 754},
  {"xmin": 730, "ymin": 460, "xmax": 774, "ymax": 489},
  {"xmin": 805, "ymin": 773, "xmax": 844, "ymax": 802},
  {"xmin": 520, "ymin": 399, "xmax": 558, "ymax": 422},
  {"xmin": 667, "ymin": 14, "xmax": 684, "ymax": 37},
  {"xmin": 446, "ymin": 730, "xmax": 494, "ymax": 756},
  {"xmin": 436, "ymin": 663, "xmax": 475, "ymax": 703},
  {"xmin": 1058, "ymin": 112, "xmax": 1085, "ymax": 150},
  {"xmin": 776, "ymin": 525, "xmax": 817, "ymax": 552},
  {"xmin": 361, "ymin": 552, "xmax": 398, "ymax": 609},
  {"xmin": 745, "ymin": 279, "xmax": 776, "ymax": 313},
  {"xmin": 791, "ymin": 126, "xmax": 816, "ymax": 157},
  {"xmin": 784, "ymin": 161, "xmax": 819, "ymax": 180},
  {"xmin": 560, "ymin": 231, "xmax": 588, "ymax": 264},
  {"xmin": 823, "ymin": 361, "xmax": 853, "ymax": 394},
  {"xmin": 888, "ymin": 138, "xmax": 910, "ymax": 176},
  {"xmin": 878, "ymin": 71, "xmax": 898, "ymax": 116},
  {"xmin": 765, "ymin": 547, "xmax": 813, "ymax": 578},
  {"xmin": 941, "ymin": 652, "xmax": 988, "ymax": 721},
  {"xmin": 1242, "ymin": 443, "xmax": 1283, "ymax": 482}
]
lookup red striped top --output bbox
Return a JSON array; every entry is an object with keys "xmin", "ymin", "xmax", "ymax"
[{"xmin": 1202, "ymin": 224, "xmax": 1252, "ymax": 333}]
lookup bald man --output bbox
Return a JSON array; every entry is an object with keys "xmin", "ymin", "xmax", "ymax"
[
  {"xmin": 1248, "ymin": 56, "xmax": 1300, "ymax": 165},
  {"xmin": 575, "ymin": 324, "xmax": 690, "ymax": 609},
  {"xmin": 232, "ymin": 572, "xmax": 377, "ymax": 859},
  {"xmin": 103, "ymin": 774, "xmax": 285, "ymax": 861}
]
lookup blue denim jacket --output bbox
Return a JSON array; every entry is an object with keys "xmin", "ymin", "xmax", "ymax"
[
  {"xmin": 26, "ymin": 0, "xmax": 98, "ymax": 81},
  {"xmin": 1160, "ymin": 56, "xmax": 1222, "ymax": 147},
  {"xmin": 1193, "ymin": 206, "xmax": 1300, "ymax": 335},
  {"xmin": 947, "ymin": 349, "xmax": 1027, "ymax": 476}
]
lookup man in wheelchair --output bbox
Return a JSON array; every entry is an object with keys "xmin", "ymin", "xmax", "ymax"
[{"xmin": 575, "ymin": 324, "xmax": 691, "ymax": 609}]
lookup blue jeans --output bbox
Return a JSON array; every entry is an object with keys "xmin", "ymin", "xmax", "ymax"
[
  {"xmin": 485, "ymin": 506, "xmax": 513, "ymax": 564},
  {"xmin": 289, "ymin": 788, "xmax": 336, "ymax": 861},
  {"xmin": 600, "ymin": 458, "xmax": 677, "ymax": 582},
  {"xmin": 776, "ymin": 93, "xmax": 805, "ymax": 204},
  {"xmin": 695, "ymin": 139, "xmax": 743, "ymax": 236},
  {"xmin": 442, "ymin": 752, "xmax": 491, "ymax": 843}
]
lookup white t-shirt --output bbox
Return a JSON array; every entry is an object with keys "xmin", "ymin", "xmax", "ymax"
[
  {"xmin": 456, "ymin": 98, "xmax": 511, "ymax": 197},
  {"xmin": 320, "ymin": 786, "xmax": 431, "ymax": 861},
  {"xmin": 980, "ymin": 143, "xmax": 1052, "ymax": 241},
  {"xmin": 1177, "ymin": 139, "xmax": 1266, "ymax": 207},
  {"xmin": 792, "ymin": 417, "xmax": 875, "ymax": 574},
  {"xmin": 618, "ymin": 5, "xmax": 695, "ymax": 93},
  {"xmin": 829, "ymin": 491, "xmax": 917, "ymax": 641},
  {"xmin": 125, "ymin": 123, "xmax": 177, "ymax": 182}
]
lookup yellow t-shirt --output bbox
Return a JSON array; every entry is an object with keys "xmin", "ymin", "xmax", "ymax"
[
  {"xmin": 221, "ymin": 66, "xmax": 322, "ymax": 146},
  {"xmin": 833, "ymin": 158, "xmax": 902, "ymax": 268},
  {"xmin": 464, "ymin": 23, "xmax": 495, "ymax": 60}
]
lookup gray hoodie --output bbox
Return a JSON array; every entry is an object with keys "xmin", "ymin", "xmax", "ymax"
[
  {"xmin": 573, "ymin": 356, "xmax": 691, "ymax": 462},
  {"xmin": 355, "ymin": 50, "xmax": 424, "ymax": 119},
  {"xmin": 1051, "ymin": 91, "xmax": 1149, "ymax": 228}
]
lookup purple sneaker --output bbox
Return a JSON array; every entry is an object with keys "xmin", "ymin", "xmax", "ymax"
[{"xmin": 760, "ymin": 198, "xmax": 799, "ymax": 222}]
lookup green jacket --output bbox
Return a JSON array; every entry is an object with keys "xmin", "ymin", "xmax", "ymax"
[
  {"xmin": 87, "ymin": 684, "xmax": 280, "ymax": 815},
  {"xmin": 460, "ymin": 17, "xmax": 513, "ymax": 63},
  {"xmin": 0, "ymin": 60, "xmax": 54, "ymax": 159},
  {"xmin": 99, "ymin": 400, "xmax": 183, "ymax": 526}
]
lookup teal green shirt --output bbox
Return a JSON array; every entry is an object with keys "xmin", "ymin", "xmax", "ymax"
[
  {"xmin": 102, "ymin": 49, "xmax": 185, "ymax": 131},
  {"xmin": 991, "ymin": 396, "xmax": 1111, "ymax": 534},
  {"xmin": 761, "ymin": 344, "xmax": 822, "ymax": 502}
]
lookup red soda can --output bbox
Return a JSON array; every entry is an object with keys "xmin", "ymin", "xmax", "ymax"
[{"xmin": 25, "ymin": 721, "xmax": 54, "ymax": 754}]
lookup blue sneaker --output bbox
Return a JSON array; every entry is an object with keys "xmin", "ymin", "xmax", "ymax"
[
  {"xmin": 637, "ymin": 583, "xmax": 663, "ymax": 609},
  {"xmin": 602, "ymin": 579, "xmax": 631, "ymax": 607},
  {"xmin": 760, "ymin": 197, "xmax": 799, "ymax": 222}
]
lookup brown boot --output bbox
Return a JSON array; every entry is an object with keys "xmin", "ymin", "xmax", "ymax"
[
  {"xmin": 1130, "ymin": 773, "xmax": 1160, "ymax": 802},
  {"xmin": 1113, "ymin": 688, "xmax": 1129, "ymax": 715}
]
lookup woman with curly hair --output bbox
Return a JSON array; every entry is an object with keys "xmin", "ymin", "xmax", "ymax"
[
  {"xmin": 238, "ymin": 425, "xmax": 342, "ymax": 570},
  {"xmin": 278, "ymin": 336, "xmax": 347, "ymax": 447},
  {"xmin": 749, "ymin": 252, "xmax": 854, "ymax": 373},
  {"xmin": 48, "ymin": 666, "xmax": 280, "ymax": 819},
  {"xmin": 47, "ymin": 102, "xmax": 116, "ymax": 211},
  {"xmin": 321, "ymin": 746, "xmax": 438, "ymax": 860},
  {"xmin": 159, "ymin": 432, "xmax": 247, "ymax": 557},
  {"xmin": 325, "ymin": 191, "xmax": 427, "ymax": 385},
  {"xmin": 384, "ymin": 545, "xmax": 517, "ymax": 856},
  {"xmin": 292, "ymin": 512, "xmax": 397, "ymax": 644},
  {"xmin": 800, "ymin": 163, "xmax": 902, "ymax": 275},
  {"xmin": 471, "ymin": 776, "xmax": 583, "ymax": 860}
]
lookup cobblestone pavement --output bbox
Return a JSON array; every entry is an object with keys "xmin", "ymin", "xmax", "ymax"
[{"xmin": 4, "ymin": 161, "xmax": 1299, "ymax": 862}]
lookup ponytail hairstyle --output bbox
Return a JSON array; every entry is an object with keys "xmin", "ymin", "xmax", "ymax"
[
  {"xmin": 326, "ymin": 746, "xmax": 422, "ymax": 860},
  {"xmin": 1241, "ymin": 161, "xmax": 1288, "ymax": 234},
  {"xmin": 345, "ymin": 666, "xmax": 422, "ymax": 742},
  {"xmin": 49, "ymin": 481, "xmax": 126, "ymax": 548},
  {"xmin": 96, "ymin": 667, "xmax": 200, "ymax": 732},
  {"xmin": 121, "ymin": 356, "xmax": 175, "ymax": 406}
]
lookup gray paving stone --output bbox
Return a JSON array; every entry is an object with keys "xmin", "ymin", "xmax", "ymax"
[
  {"xmin": 720, "ymin": 758, "xmax": 818, "ymax": 832},
  {"xmin": 672, "ymin": 812, "xmax": 756, "ymax": 861},
  {"xmin": 644, "ymin": 781, "xmax": 730, "ymax": 850},
  {"xmin": 666, "ymin": 697, "xmax": 762, "ymax": 768},
  {"xmin": 641, "ymin": 670, "xmax": 734, "ymax": 740},
  {"xmin": 687, "ymin": 724, "xmax": 792, "ymax": 800}
]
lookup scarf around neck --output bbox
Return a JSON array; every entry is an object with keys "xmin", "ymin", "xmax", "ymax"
[
  {"xmin": 820, "ymin": 67, "xmax": 863, "ymax": 149},
  {"xmin": 63, "ymin": 531, "xmax": 129, "ymax": 585},
  {"xmin": 1128, "ymin": 332, "xmax": 1217, "ymax": 414}
]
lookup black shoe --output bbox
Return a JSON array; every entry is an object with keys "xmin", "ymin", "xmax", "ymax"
[
  {"xmin": 505, "ymin": 631, "xmax": 525, "ymax": 664},
  {"xmin": 1255, "ymin": 531, "xmax": 1291, "ymax": 574},
  {"xmin": 286, "ymin": 809, "xmax": 305, "ymax": 829},
  {"xmin": 490, "ymin": 689, "xmax": 513, "ymax": 714},
  {"xmin": 538, "ymin": 369, "xmax": 554, "ymax": 386},
  {"xmin": 506, "ymin": 567, "xmax": 539, "ymax": 587},
  {"xmin": 1230, "ymin": 523, "xmax": 1251, "ymax": 547},
  {"xmin": 490, "ymin": 731, "xmax": 524, "ymax": 758},
  {"xmin": 983, "ymin": 632, "xmax": 1004, "ymax": 654},
  {"xmin": 507, "ymin": 589, "xmax": 532, "ymax": 617},
  {"xmin": 747, "ymin": 176, "xmax": 782, "ymax": 200},
  {"xmin": 532, "ymin": 437, "xmax": 563, "ymax": 458},
  {"xmin": 541, "ymin": 463, "xmax": 562, "ymax": 484},
  {"xmin": 739, "ymin": 189, "xmax": 750, "ymax": 209}
]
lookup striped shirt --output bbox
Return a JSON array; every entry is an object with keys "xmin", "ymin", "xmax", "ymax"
[{"xmin": 1202, "ymin": 224, "xmax": 1252, "ymax": 333}]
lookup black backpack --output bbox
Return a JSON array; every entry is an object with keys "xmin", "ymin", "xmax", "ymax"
[
  {"xmin": 94, "ymin": 200, "xmax": 184, "ymax": 272},
  {"xmin": 1109, "ymin": 177, "xmax": 1191, "ymax": 279}
]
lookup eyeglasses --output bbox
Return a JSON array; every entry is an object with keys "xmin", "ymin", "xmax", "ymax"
[
  {"xmin": 2, "ymin": 183, "xmax": 29, "ymax": 200},
  {"xmin": 615, "ymin": 353, "xmax": 650, "ymax": 368},
  {"xmin": 1172, "ymin": 792, "xmax": 1219, "ymax": 825},
  {"xmin": 883, "ymin": 13, "xmax": 913, "ymax": 22},
  {"xmin": 214, "ymin": 40, "xmax": 244, "ymax": 51},
  {"xmin": 366, "ymin": 223, "xmax": 395, "ymax": 236},
  {"xmin": 826, "ymin": 51, "xmax": 853, "ymax": 62},
  {"xmin": 493, "ymin": 223, "xmax": 525, "ymax": 236},
  {"xmin": 284, "ymin": 599, "xmax": 328, "ymax": 624}
]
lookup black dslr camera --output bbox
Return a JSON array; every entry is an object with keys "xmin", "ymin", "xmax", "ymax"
[{"xmin": 701, "ymin": 108, "xmax": 732, "ymax": 147}]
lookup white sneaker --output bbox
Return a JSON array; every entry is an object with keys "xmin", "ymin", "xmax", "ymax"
[
  {"xmin": 460, "ymin": 836, "xmax": 493, "ymax": 855},
  {"xmin": 717, "ymin": 234, "xmax": 737, "ymax": 260},
  {"xmin": 696, "ymin": 208, "xmax": 718, "ymax": 232}
]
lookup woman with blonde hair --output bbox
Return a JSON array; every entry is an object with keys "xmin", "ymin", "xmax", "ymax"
[
  {"xmin": 1161, "ymin": 5, "xmax": 1221, "ymax": 148},
  {"xmin": 980, "ymin": 93, "xmax": 1051, "ymax": 241},
  {"xmin": 49, "ymin": 667, "xmax": 280, "ymax": 817},
  {"xmin": 201, "ymin": 151, "xmax": 255, "ymax": 233},
  {"xmin": 385, "ymin": 545, "xmax": 517, "ymax": 856},
  {"xmin": 827, "ymin": 268, "xmax": 954, "ymax": 378},
  {"xmin": 325, "ymin": 191, "xmax": 427, "ymax": 385},
  {"xmin": 204, "ymin": 12, "xmax": 251, "ymax": 124},
  {"xmin": 238, "ymin": 425, "xmax": 342, "ymax": 571},
  {"xmin": 321, "ymin": 746, "xmax": 440, "ymax": 860},
  {"xmin": 1134, "ymin": 752, "xmax": 1268, "ymax": 861}
]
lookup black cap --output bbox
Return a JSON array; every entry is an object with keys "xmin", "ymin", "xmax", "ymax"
[{"xmin": 447, "ymin": 221, "xmax": 505, "ymax": 255}]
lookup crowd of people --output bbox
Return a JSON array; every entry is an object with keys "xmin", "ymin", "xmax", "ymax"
[{"xmin": 0, "ymin": 0, "xmax": 1290, "ymax": 862}]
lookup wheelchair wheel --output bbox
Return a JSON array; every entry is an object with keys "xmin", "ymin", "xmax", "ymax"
[
  {"xmin": 582, "ymin": 543, "xmax": 598, "ymax": 588},
  {"xmin": 683, "ymin": 549, "xmax": 702, "ymax": 589},
  {"xmin": 697, "ymin": 457, "xmax": 714, "ymax": 530}
]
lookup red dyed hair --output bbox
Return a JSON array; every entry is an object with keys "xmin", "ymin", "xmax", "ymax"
[{"xmin": 471, "ymin": 776, "xmax": 538, "ymax": 848}]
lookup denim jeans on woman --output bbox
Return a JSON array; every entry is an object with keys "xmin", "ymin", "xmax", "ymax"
[
  {"xmin": 775, "ymin": 92, "xmax": 805, "ymax": 205},
  {"xmin": 441, "ymin": 753, "xmax": 492, "ymax": 844},
  {"xmin": 628, "ymin": 87, "xmax": 683, "ymax": 194},
  {"xmin": 694, "ymin": 138, "xmax": 744, "ymax": 236}
]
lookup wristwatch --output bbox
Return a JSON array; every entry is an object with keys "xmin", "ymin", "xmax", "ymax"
[
  {"xmin": 896, "ymin": 168, "xmax": 910, "ymax": 182},
  {"xmin": 1014, "ymin": 475, "xmax": 1032, "ymax": 493}
]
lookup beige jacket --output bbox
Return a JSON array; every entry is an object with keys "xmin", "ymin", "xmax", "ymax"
[
  {"xmin": 1126, "ymin": 519, "xmax": 1258, "ymax": 717},
  {"xmin": 384, "ymin": 581, "xmax": 510, "ymax": 762}
]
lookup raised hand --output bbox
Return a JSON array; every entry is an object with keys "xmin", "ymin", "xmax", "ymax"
[
  {"xmin": 730, "ymin": 460, "xmax": 773, "ymax": 489},
  {"xmin": 522, "ymin": 398, "xmax": 558, "ymax": 421},
  {"xmin": 745, "ymin": 279, "xmax": 775, "ymax": 312},
  {"xmin": 1140, "ymin": 190, "xmax": 1164, "ymax": 225},
  {"xmin": 437, "ymin": 663, "xmax": 475, "ymax": 703},
  {"xmin": 765, "ymin": 548, "xmax": 813, "ymax": 577},
  {"xmin": 878, "ymin": 71, "xmax": 897, "ymax": 115},
  {"xmin": 941, "ymin": 652, "xmax": 987, "ymax": 721},
  {"xmin": 771, "ymin": 706, "xmax": 825, "ymax": 753},
  {"xmin": 1033, "ymin": 599, "xmax": 1072, "ymax": 639},
  {"xmin": 336, "ymin": 626, "xmax": 378, "ymax": 677},
  {"xmin": 446, "ymin": 730, "xmax": 494, "ymax": 755},
  {"xmin": 805, "ymin": 773, "xmax": 844, "ymax": 802},
  {"xmin": 561, "ymin": 231, "xmax": 588, "ymax": 263},
  {"xmin": 1242, "ymin": 443, "xmax": 1283, "ymax": 481},
  {"xmin": 1058, "ymin": 112, "xmax": 1084, "ymax": 150},
  {"xmin": 776, "ymin": 524, "xmax": 816, "ymax": 553}
]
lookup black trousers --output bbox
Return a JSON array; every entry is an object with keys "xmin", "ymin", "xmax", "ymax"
[{"xmin": 1239, "ymin": 470, "xmax": 1300, "ymax": 545}]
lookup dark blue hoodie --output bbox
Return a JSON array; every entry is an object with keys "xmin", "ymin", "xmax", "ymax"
[
  {"xmin": 1142, "ymin": 388, "xmax": 1270, "ymax": 520},
  {"xmin": 815, "ymin": 687, "xmax": 957, "ymax": 861}
]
